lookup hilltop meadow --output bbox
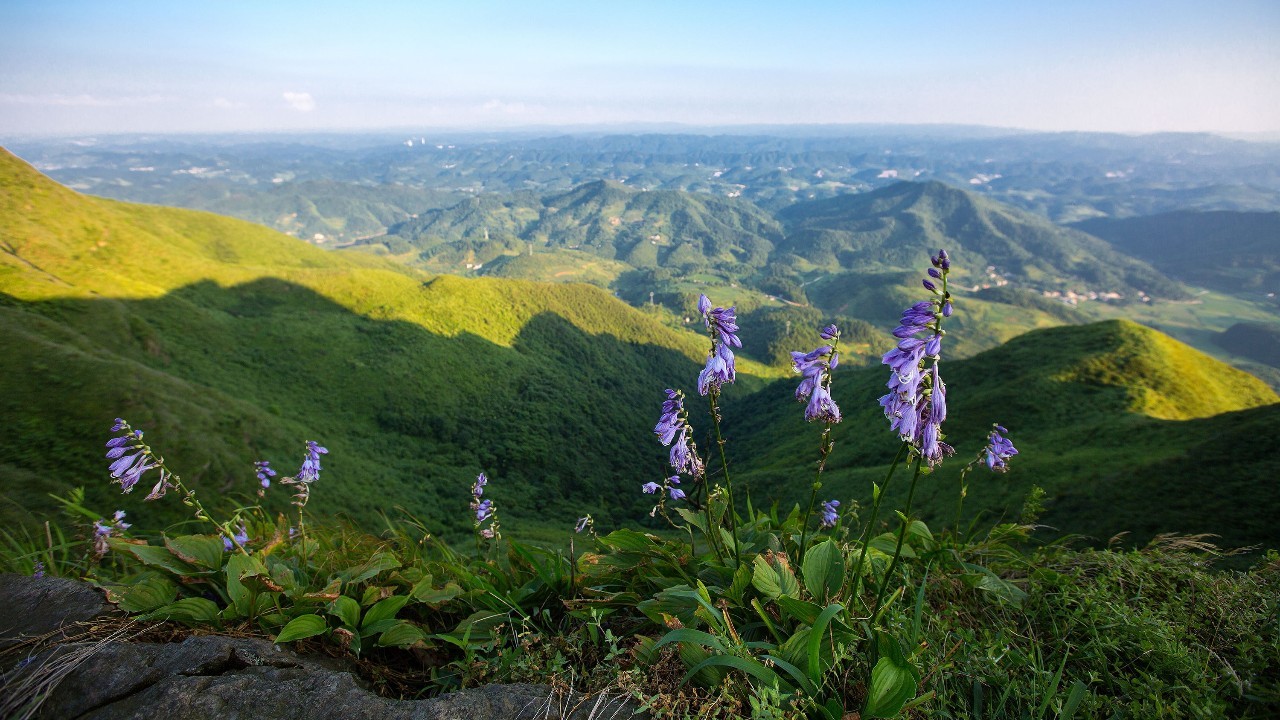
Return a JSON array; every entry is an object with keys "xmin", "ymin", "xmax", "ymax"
[{"xmin": 2, "ymin": 145, "xmax": 1278, "ymax": 718}]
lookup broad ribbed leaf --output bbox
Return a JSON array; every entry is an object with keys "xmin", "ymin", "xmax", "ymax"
[
  {"xmin": 274, "ymin": 614, "xmax": 328, "ymax": 643},
  {"xmin": 164, "ymin": 534, "xmax": 225, "ymax": 571},
  {"xmin": 377, "ymin": 621, "xmax": 427, "ymax": 648},
  {"xmin": 329, "ymin": 595, "xmax": 360, "ymax": 629},
  {"xmin": 361, "ymin": 595, "xmax": 409, "ymax": 629},
  {"xmin": 115, "ymin": 576, "xmax": 177, "ymax": 613},
  {"xmin": 148, "ymin": 597, "xmax": 220, "ymax": 624},
  {"xmin": 801, "ymin": 539, "xmax": 844, "ymax": 604}
]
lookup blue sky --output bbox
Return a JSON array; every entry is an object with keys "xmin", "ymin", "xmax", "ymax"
[{"xmin": 2, "ymin": 0, "xmax": 1277, "ymax": 135}]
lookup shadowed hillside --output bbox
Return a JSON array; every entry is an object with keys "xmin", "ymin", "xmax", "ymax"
[
  {"xmin": 726, "ymin": 319, "xmax": 1280, "ymax": 551},
  {"xmin": 0, "ymin": 148, "xmax": 769, "ymax": 537}
]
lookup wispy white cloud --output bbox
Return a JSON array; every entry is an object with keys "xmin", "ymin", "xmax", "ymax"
[
  {"xmin": 0, "ymin": 93, "xmax": 164, "ymax": 107},
  {"xmin": 282, "ymin": 91, "xmax": 315, "ymax": 112},
  {"xmin": 213, "ymin": 96, "xmax": 245, "ymax": 109}
]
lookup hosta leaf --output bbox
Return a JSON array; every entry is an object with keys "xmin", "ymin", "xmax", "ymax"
[
  {"xmin": 361, "ymin": 595, "xmax": 409, "ymax": 629},
  {"xmin": 164, "ymin": 534, "xmax": 225, "ymax": 571},
  {"xmin": 114, "ymin": 576, "xmax": 177, "ymax": 613},
  {"xmin": 337, "ymin": 552, "xmax": 401, "ymax": 585},
  {"xmin": 864, "ymin": 652, "xmax": 921, "ymax": 718},
  {"xmin": 147, "ymin": 597, "xmax": 220, "ymax": 624},
  {"xmin": 109, "ymin": 539, "xmax": 197, "ymax": 576},
  {"xmin": 329, "ymin": 595, "xmax": 360, "ymax": 629},
  {"xmin": 377, "ymin": 621, "xmax": 427, "ymax": 648},
  {"xmin": 275, "ymin": 614, "xmax": 329, "ymax": 643},
  {"xmin": 801, "ymin": 539, "xmax": 844, "ymax": 604}
]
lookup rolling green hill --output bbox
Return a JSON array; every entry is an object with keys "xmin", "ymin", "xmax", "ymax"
[
  {"xmin": 725, "ymin": 319, "xmax": 1280, "ymax": 551},
  {"xmin": 5, "ymin": 146, "xmax": 1277, "ymax": 552},
  {"xmin": 0, "ymin": 147, "xmax": 769, "ymax": 538},
  {"xmin": 1072, "ymin": 210, "xmax": 1280, "ymax": 294},
  {"xmin": 374, "ymin": 180, "xmax": 783, "ymax": 273},
  {"xmin": 777, "ymin": 181, "xmax": 1189, "ymax": 300}
]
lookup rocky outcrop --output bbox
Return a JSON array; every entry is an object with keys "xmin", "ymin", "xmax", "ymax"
[{"xmin": 0, "ymin": 574, "xmax": 639, "ymax": 720}]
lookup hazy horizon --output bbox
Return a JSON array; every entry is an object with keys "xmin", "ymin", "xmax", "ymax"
[{"xmin": 3, "ymin": 1, "xmax": 1277, "ymax": 137}]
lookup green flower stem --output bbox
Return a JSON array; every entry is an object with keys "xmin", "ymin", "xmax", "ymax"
[
  {"xmin": 708, "ymin": 389, "xmax": 740, "ymax": 564},
  {"xmin": 872, "ymin": 453, "xmax": 925, "ymax": 615},
  {"xmin": 850, "ymin": 442, "xmax": 909, "ymax": 601},
  {"xmin": 797, "ymin": 423, "xmax": 834, "ymax": 564}
]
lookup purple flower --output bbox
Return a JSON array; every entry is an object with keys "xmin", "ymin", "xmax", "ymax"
[
  {"xmin": 92, "ymin": 511, "xmax": 129, "ymax": 558},
  {"xmin": 696, "ymin": 295, "xmax": 740, "ymax": 396},
  {"xmin": 878, "ymin": 250, "xmax": 954, "ymax": 466},
  {"xmin": 222, "ymin": 522, "xmax": 250, "ymax": 552},
  {"xmin": 106, "ymin": 420, "xmax": 158, "ymax": 494},
  {"xmin": 469, "ymin": 472, "xmax": 499, "ymax": 540},
  {"xmin": 254, "ymin": 461, "xmax": 276, "ymax": 489},
  {"xmin": 296, "ymin": 441, "xmax": 328, "ymax": 484},
  {"xmin": 32, "ymin": 561, "xmax": 44, "ymax": 579},
  {"xmin": 984, "ymin": 425, "xmax": 1019, "ymax": 472},
  {"xmin": 668, "ymin": 487, "xmax": 687, "ymax": 501},
  {"xmin": 805, "ymin": 385, "xmax": 842, "ymax": 423},
  {"xmin": 575, "ymin": 516, "xmax": 591, "ymax": 533},
  {"xmin": 793, "ymin": 330, "xmax": 842, "ymax": 423},
  {"xmin": 653, "ymin": 389, "xmax": 703, "ymax": 486},
  {"xmin": 641, "ymin": 482, "xmax": 661, "ymax": 494},
  {"xmin": 819, "ymin": 499, "xmax": 840, "ymax": 529}
]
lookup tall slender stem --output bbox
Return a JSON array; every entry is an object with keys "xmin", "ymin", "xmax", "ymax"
[
  {"xmin": 850, "ymin": 442, "xmax": 909, "ymax": 601},
  {"xmin": 873, "ymin": 454, "xmax": 925, "ymax": 615},
  {"xmin": 798, "ymin": 424, "xmax": 833, "ymax": 564},
  {"xmin": 708, "ymin": 389, "xmax": 740, "ymax": 563}
]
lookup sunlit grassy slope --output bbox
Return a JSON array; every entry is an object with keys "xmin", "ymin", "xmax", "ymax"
[
  {"xmin": 727, "ymin": 319, "xmax": 1280, "ymax": 550},
  {"xmin": 0, "ymin": 147, "xmax": 775, "ymax": 537}
]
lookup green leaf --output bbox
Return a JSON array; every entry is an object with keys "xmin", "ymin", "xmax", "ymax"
[
  {"xmin": 864, "ymin": 654, "xmax": 921, "ymax": 718},
  {"xmin": 115, "ymin": 576, "xmax": 178, "ymax": 613},
  {"xmin": 599, "ymin": 529, "xmax": 660, "ymax": 553},
  {"xmin": 338, "ymin": 552, "xmax": 401, "ymax": 585},
  {"xmin": 377, "ymin": 621, "xmax": 427, "ymax": 648},
  {"xmin": 865, "ymin": 633, "xmax": 921, "ymax": 718},
  {"xmin": 801, "ymin": 539, "xmax": 844, "ymax": 604},
  {"xmin": 274, "ymin": 614, "xmax": 329, "ymax": 643},
  {"xmin": 147, "ymin": 597, "xmax": 220, "ymax": 624},
  {"xmin": 726, "ymin": 562, "xmax": 753, "ymax": 605},
  {"xmin": 653, "ymin": 628, "xmax": 727, "ymax": 654},
  {"xmin": 411, "ymin": 579, "xmax": 463, "ymax": 607},
  {"xmin": 775, "ymin": 596, "xmax": 823, "ymax": 625},
  {"xmin": 361, "ymin": 594, "xmax": 409, "ymax": 629},
  {"xmin": 329, "ymin": 595, "xmax": 361, "ymax": 629},
  {"xmin": 164, "ymin": 534, "xmax": 226, "ymax": 571},
  {"xmin": 674, "ymin": 507, "xmax": 706, "ymax": 533},
  {"xmin": 807, "ymin": 603, "xmax": 845, "ymax": 681},
  {"xmin": 109, "ymin": 539, "xmax": 198, "ymax": 576},
  {"xmin": 752, "ymin": 555, "xmax": 783, "ymax": 599},
  {"xmin": 681, "ymin": 654, "xmax": 788, "ymax": 691}
]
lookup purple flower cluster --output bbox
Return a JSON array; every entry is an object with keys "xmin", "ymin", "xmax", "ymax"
[
  {"xmin": 653, "ymin": 389, "xmax": 704, "ymax": 484},
  {"xmin": 281, "ymin": 441, "xmax": 328, "ymax": 507},
  {"xmin": 92, "ymin": 510, "xmax": 130, "ymax": 558},
  {"xmin": 879, "ymin": 250, "xmax": 955, "ymax": 465},
  {"xmin": 106, "ymin": 419, "xmax": 175, "ymax": 500},
  {"xmin": 222, "ymin": 522, "xmax": 250, "ymax": 552},
  {"xmin": 819, "ymin": 499, "xmax": 840, "ymax": 529},
  {"xmin": 696, "ymin": 294, "xmax": 741, "ymax": 395},
  {"xmin": 984, "ymin": 425, "xmax": 1019, "ymax": 472},
  {"xmin": 296, "ymin": 441, "xmax": 327, "ymax": 484},
  {"xmin": 470, "ymin": 473, "xmax": 499, "ymax": 539},
  {"xmin": 255, "ymin": 461, "xmax": 276, "ymax": 489},
  {"xmin": 792, "ymin": 325, "xmax": 842, "ymax": 424}
]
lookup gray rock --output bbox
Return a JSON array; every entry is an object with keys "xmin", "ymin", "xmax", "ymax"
[
  {"xmin": 0, "ymin": 574, "xmax": 642, "ymax": 720},
  {"xmin": 0, "ymin": 573, "xmax": 116, "ymax": 648}
]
